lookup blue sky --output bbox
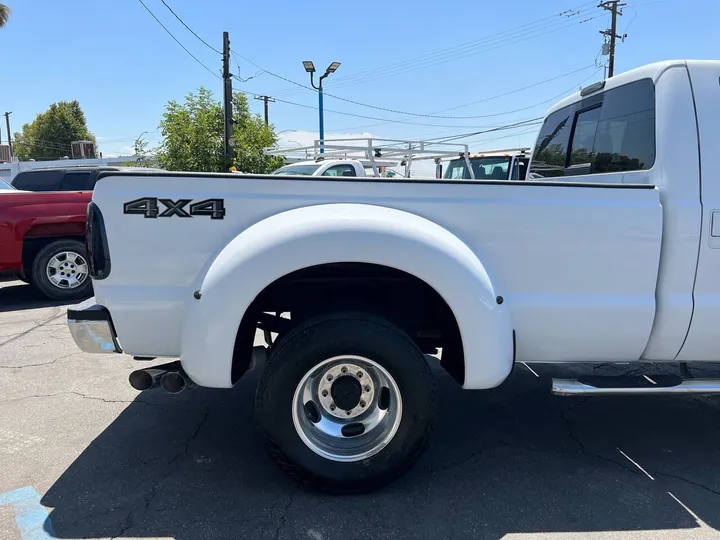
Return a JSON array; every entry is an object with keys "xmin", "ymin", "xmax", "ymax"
[{"xmin": 1, "ymin": 0, "xmax": 717, "ymax": 158}]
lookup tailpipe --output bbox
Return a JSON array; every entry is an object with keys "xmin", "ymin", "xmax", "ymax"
[
  {"xmin": 129, "ymin": 361, "xmax": 193, "ymax": 393},
  {"xmin": 552, "ymin": 376, "xmax": 720, "ymax": 396},
  {"xmin": 160, "ymin": 371, "xmax": 194, "ymax": 394}
]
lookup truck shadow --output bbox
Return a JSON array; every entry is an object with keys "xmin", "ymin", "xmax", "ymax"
[
  {"xmin": 0, "ymin": 281, "xmax": 82, "ymax": 313},
  {"xmin": 42, "ymin": 363, "xmax": 720, "ymax": 539}
]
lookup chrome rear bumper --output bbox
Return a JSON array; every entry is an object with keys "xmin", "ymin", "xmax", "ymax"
[{"xmin": 67, "ymin": 300, "xmax": 122, "ymax": 354}]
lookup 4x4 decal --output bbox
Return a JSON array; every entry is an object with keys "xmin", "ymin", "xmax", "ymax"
[{"xmin": 123, "ymin": 197, "xmax": 226, "ymax": 220}]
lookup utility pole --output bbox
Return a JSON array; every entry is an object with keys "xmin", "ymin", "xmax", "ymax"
[
  {"xmin": 599, "ymin": 1, "xmax": 626, "ymax": 78},
  {"xmin": 4, "ymin": 111, "xmax": 12, "ymax": 157},
  {"xmin": 222, "ymin": 31, "xmax": 233, "ymax": 171},
  {"xmin": 254, "ymin": 95, "xmax": 275, "ymax": 126}
]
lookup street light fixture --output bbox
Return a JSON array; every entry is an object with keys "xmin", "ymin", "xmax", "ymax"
[
  {"xmin": 302, "ymin": 60, "xmax": 341, "ymax": 153},
  {"xmin": 325, "ymin": 62, "xmax": 341, "ymax": 74}
]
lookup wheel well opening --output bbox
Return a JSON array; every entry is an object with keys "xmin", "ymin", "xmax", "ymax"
[
  {"xmin": 231, "ymin": 262, "xmax": 465, "ymax": 385},
  {"xmin": 22, "ymin": 234, "xmax": 85, "ymax": 275}
]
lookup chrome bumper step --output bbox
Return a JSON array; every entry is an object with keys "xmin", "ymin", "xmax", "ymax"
[{"xmin": 553, "ymin": 375, "xmax": 720, "ymax": 396}]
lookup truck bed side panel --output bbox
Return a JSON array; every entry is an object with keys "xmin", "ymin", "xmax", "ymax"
[{"xmin": 93, "ymin": 176, "xmax": 662, "ymax": 364}]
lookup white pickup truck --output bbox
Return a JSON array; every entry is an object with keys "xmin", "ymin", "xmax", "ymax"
[
  {"xmin": 68, "ymin": 59, "xmax": 719, "ymax": 494},
  {"xmin": 270, "ymin": 158, "xmax": 383, "ymax": 178}
]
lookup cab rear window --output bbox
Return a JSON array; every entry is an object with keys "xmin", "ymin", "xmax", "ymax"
[{"xmin": 530, "ymin": 78, "xmax": 656, "ymax": 178}]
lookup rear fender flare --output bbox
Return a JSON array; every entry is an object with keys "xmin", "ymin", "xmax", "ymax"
[{"xmin": 180, "ymin": 204, "xmax": 513, "ymax": 389}]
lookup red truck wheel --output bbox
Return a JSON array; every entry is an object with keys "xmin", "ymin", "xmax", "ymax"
[{"xmin": 31, "ymin": 239, "xmax": 93, "ymax": 301}]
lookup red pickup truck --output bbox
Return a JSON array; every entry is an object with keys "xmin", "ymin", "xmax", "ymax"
[{"xmin": 0, "ymin": 178, "xmax": 92, "ymax": 300}]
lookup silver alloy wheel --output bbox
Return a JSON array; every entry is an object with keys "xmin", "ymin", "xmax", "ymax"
[
  {"xmin": 292, "ymin": 355, "xmax": 403, "ymax": 462},
  {"xmin": 45, "ymin": 251, "xmax": 88, "ymax": 290}
]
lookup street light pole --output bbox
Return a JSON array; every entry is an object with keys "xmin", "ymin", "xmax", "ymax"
[
  {"xmin": 318, "ymin": 85, "xmax": 325, "ymax": 152},
  {"xmin": 302, "ymin": 60, "xmax": 341, "ymax": 154}
]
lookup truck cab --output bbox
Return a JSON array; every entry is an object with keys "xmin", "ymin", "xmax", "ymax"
[{"xmin": 443, "ymin": 148, "xmax": 531, "ymax": 180}]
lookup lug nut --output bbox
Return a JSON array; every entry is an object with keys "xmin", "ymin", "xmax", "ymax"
[
  {"xmin": 329, "ymin": 403, "xmax": 336, "ymax": 411},
  {"xmin": 322, "ymin": 390, "xmax": 328, "ymax": 397},
  {"xmin": 360, "ymin": 401, "xmax": 366, "ymax": 408},
  {"xmin": 326, "ymin": 374, "xmax": 333, "ymax": 381},
  {"xmin": 357, "ymin": 371, "xmax": 363, "ymax": 378},
  {"xmin": 364, "ymin": 385, "xmax": 371, "ymax": 392},
  {"xmin": 341, "ymin": 367, "xmax": 347, "ymax": 374},
  {"xmin": 346, "ymin": 410, "xmax": 352, "ymax": 415}
]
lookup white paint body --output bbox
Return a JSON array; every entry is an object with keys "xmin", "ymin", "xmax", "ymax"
[{"xmin": 89, "ymin": 59, "xmax": 719, "ymax": 389}]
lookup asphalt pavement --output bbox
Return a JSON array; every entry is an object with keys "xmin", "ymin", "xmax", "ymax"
[{"xmin": 1, "ymin": 279, "xmax": 720, "ymax": 540}]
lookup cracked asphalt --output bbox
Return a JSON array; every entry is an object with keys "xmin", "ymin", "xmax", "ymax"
[{"xmin": 2, "ymin": 278, "xmax": 720, "ymax": 539}]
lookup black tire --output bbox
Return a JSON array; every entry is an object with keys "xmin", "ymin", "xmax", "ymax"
[
  {"xmin": 255, "ymin": 311, "xmax": 436, "ymax": 494},
  {"xmin": 31, "ymin": 239, "xmax": 93, "ymax": 301}
]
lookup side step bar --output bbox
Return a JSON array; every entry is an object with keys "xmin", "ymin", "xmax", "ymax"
[{"xmin": 552, "ymin": 375, "xmax": 720, "ymax": 396}]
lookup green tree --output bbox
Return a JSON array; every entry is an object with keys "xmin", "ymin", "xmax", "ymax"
[
  {"xmin": 13, "ymin": 100, "xmax": 97, "ymax": 161},
  {"xmin": 157, "ymin": 86, "xmax": 284, "ymax": 173},
  {"xmin": 0, "ymin": 4, "xmax": 10, "ymax": 27},
  {"xmin": 158, "ymin": 87, "xmax": 224, "ymax": 172},
  {"xmin": 132, "ymin": 135, "xmax": 157, "ymax": 168}
]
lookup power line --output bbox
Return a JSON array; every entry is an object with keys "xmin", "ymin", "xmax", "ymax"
[
  {"xmin": 270, "ymin": 16, "xmax": 601, "ymax": 112},
  {"xmin": 159, "ymin": 0, "xmax": 223, "ymax": 54},
  {"xmin": 227, "ymin": 6, "xmax": 600, "ymax": 119},
  {"xmin": 384, "ymin": 67, "xmax": 603, "ymax": 143},
  {"xmin": 321, "ymin": 65, "xmax": 596, "ymax": 119},
  {"xmin": 433, "ymin": 118, "xmax": 545, "ymax": 144},
  {"xmin": 230, "ymin": 52, "xmax": 263, "ymax": 83},
  {"xmin": 329, "ymin": 68, "xmax": 603, "ymax": 133},
  {"xmin": 235, "ymin": 59, "xmax": 597, "ymax": 121},
  {"xmin": 332, "ymin": 2, "xmax": 599, "ymax": 84},
  {"xmin": 137, "ymin": 0, "xmax": 220, "ymax": 79},
  {"xmin": 272, "ymin": 3, "xmax": 600, "ymax": 96},
  {"xmin": 268, "ymin": 95, "xmax": 519, "ymax": 128},
  {"xmin": 431, "ymin": 65, "xmax": 595, "ymax": 115},
  {"xmin": 18, "ymin": 138, "xmax": 71, "ymax": 150}
]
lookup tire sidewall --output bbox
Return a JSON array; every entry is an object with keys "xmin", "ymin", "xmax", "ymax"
[
  {"xmin": 256, "ymin": 313, "xmax": 435, "ymax": 492},
  {"xmin": 31, "ymin": 239, "xmax": 93, "ymax": 301}
]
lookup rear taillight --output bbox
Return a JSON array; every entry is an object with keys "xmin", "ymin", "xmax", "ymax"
[{"xmin": 86, "ymin": 202, "xmax": 111, "ymax": 279}]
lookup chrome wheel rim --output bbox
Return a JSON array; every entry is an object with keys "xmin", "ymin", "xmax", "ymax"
[
  {"xmin": 292, "ymin": 355, "xmax": 403, "ymax": 462},
  {"xmin": 46, "ymin": 251, "xmax": 88, "ymax": 290}
]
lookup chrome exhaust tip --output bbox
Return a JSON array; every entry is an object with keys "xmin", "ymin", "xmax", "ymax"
[
  {"xmin": 128, "ymin": 361, "xmax": 189, "ymax": 393},
  {"xmin": 129, "ymin": 368, "xmax": 162, "ymax": 391},
  {"xmin": 160, "ymin": 371, "xmax": 187, "ymax": 394}
]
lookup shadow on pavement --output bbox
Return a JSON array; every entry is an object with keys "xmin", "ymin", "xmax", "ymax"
[
  {"xmin": 42, "ymin": 364, "xmax": 720, "ymax": 539},
  {"xmin": 0, "ymin": 281, "xmax": 82, "ymax": 313}
]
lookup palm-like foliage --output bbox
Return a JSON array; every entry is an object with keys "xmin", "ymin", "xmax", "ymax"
[{"xmin": 0, "ymin": 4, "xmax": 10, "ymax": 27}]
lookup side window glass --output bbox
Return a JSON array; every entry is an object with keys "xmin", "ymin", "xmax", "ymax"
[
  {"xmin": 12, "ymin": 171, "xmax": 63, "ymax": 191},
  {"xmin": 529, "ymin": 105, "xmax": 573, "ymax": 178},
  {"xmin": 450, "ymin": 165, "xmax": 465, "ymax": 179},
  {"xmin": 592, "ymin": 78, "xmax": 655, "ymax": 173},
  {"xmin": 61, "ymin": 172, "xmax": 92, "ymax": 191},
  {"xmin": 322, "ymin": 164, "xmax": 356, "ymax": 177},
  {"xmin": 568, "ymin": 106, "xmax": 601, "ymax": 172}
]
